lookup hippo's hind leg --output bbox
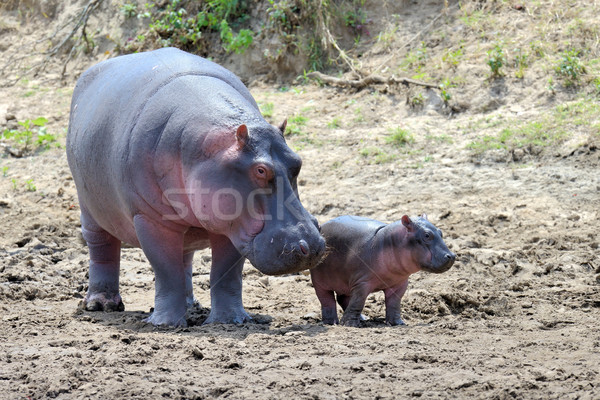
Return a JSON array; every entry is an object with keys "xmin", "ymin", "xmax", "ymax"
[
  {"xmin": 203, "ymin": 234, "xmax": 251, "ymax": 324},
  {"xmin": 339, "ymin": 285, "xmax": 370, "ymax": 327},
  {"xmin": 80, "ymin": 209, "xmax": 124, "ymax": 312},
  {"xmin": 134, "ymin": 215, "xmax": 188, "ymax": 327},
  {"xmin": 337, "ymin": 294, "xmax": 368, "ymax": 322}
]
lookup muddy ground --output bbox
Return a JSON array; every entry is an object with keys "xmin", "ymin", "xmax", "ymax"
[{"xmin": 1, "ymin": 1, "xmax": 600, "ymax": 399}]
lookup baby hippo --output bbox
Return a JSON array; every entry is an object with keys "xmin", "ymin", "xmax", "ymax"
[{"xmin": 310, "ymin": 214, "xmax": 455, "ymax": 327}]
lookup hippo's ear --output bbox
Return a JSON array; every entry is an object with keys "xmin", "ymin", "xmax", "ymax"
[
  {"xmin": 236, "ymin": 124, "xmax": 249, "ymax": 146},
  {"xmin": 420, "ymin": 213, "xmax": 428, "ymax": 221},
  {"xmin": 401, "ymin": 215, "xmax": 414, "ymax": 232},
  {"xmin": 278, "ymin": 119, "xmax": 287, "ymax": 136}
]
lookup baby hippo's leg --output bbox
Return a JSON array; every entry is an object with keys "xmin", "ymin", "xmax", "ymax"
[
  {"xmin": 340, "ymin": 285, "xmax": 370, "ymax": 327},
  {"xmin": 313, "ymin": 285, "xmax": 338, "ymax": 325},
  {"xmin": 384, "ymin": 280, "xmax": 409, "ymax": 326},
  {"xmin": 337, "ymin": 294, "xmax": 368, "ymax": 321}
]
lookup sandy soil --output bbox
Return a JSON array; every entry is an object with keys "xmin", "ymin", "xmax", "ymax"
[{"xmin": 1, "ymin": 1, "xmax": 600, "ymax": 399}]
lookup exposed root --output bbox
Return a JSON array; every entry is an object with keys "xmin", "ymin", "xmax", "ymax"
[{"xmin": 306, "ymin": 71, "xmax": 441, "ymax": 90}]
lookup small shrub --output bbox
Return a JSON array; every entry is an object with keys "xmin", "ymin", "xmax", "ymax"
[
  {"xmin": 440, "ymin": 79, "xmax": 453, "ymax": 103},
  {"xmin": 121, "ymin": 3, "xmax": 137, "ymax": 18},
  {"xmin": 487, "ymin": 44, "xmax": 506, "ymax": 78},
  {"xmin": 556, "ymin": 50, "xmax": 585, "ymax": 87}
]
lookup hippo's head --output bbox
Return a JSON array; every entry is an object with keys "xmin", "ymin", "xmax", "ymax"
[
  {"xmin": 183, "ymin": 120, "xmax": 326, "ymax": 275},
  {"xmin": 402, "ymin": 214, "xmax": 455, "ymax": 273}
]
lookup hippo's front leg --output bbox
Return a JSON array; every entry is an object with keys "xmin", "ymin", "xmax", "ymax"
[
  {"xmin": 134, "ymin": 215, "xmax": 188, "ymax": 327},
  {"xmin": 203, "ymin": 234, "xmax": 251, "ymax": 324},
  {"xmin": 384, "ymin": 280, "xmax": 409, "ymax": 326}
]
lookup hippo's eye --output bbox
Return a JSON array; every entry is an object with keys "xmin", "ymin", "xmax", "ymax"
[
  {"xmin": 253, "ymin": 163, "xmax": 274, "ymax": 186},
  {"xmin": 424, "ymin": 231, "xmax": 433, "ymax": 241}
]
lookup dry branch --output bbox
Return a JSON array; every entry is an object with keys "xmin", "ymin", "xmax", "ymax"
[
  {"xmin": 306, "ymin": 71, "xmax": 441, "ymax": 90},
  {"xmin": 1, "ymin": 0, "xmax": 103, "ymax": 87}
]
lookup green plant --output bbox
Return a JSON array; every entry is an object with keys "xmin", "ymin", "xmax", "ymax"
[
  {"xmin": 25, "ymin": 179, "xmax": 36, "ymax": 192},
  {"xmin": 386, "ymin": 127, "xmax": 414, "ymax": 147},
  {"xmin": 359, "ymin": 146, "xmax": 396, "ymax": 164},
  {"xmin": 377, "ymin": 25, "xmax": 397, "ymax": 50},
  {"xmin": 442, "ymin": 45, "xmax": 464, "ymax": 67},
  {"xmin": 409, "ymin": 93, "xmax": 425, "ymax": 108},
  {"xmin": 1, "ymin": 166, "xmax": 8, "ymax": 177},
  {"xmin": 353, "ymin": 108, "xmax": 365, "ymax": 123},
  {"xmin": 400, "ymin": 42, "xmax": 428, "ymax": 72},
  {"xmin": 547, "ymin": 77, "xmax": 556, "ymax": 94},
  {"xmin": 1, "ymin": 117, "xmax": 57, "ymax": 153},
  {"xmin": 513, "ymin": 48, "xmax": 528, "ymax": 79},
  {"xmin": 259, "ymin": 102, "xmax": 274, "ymax": 118},
  {"xmin": 149, "ymin": 0, "xmax": 254, "ymax": 53},
  {"xmin": 556, "ymin": 49, "xmax": 585, "ymax": 87},
  {"xmin": 289, "ymin": 114, "xmax": 308, "ymax": 126},
  {"xmin": 121, "ymin": 3, "xmax": 137, "ymax": 18},
  {"xmin": 11, "ymin": 179, "xmax": 17, "ymax": 190},
  {"xmin": 440, "ymin": 79, "xmax": 453, "ymax": 103},
  {"xmin": 286, "ymin": 114, "xmax": 306, "ymax": 136},
  {"xmin": 327, "ymin": 118, "xmax": 341, "ymax": 129},
  {"xmin": 487, "ymin": 44, "xmax": 506, "ymax": 77}
]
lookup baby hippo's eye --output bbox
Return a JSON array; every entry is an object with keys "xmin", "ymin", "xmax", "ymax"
[
  {"xmin": 424, "ymin": 231, "xmax": 433, "ymax": 241},
  {"xmin": 257, "ymin": 166, "xmax": 266, "ymax": 176}
]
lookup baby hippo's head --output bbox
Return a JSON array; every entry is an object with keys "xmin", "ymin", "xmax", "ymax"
[{"xmin": 402, "ymin": 214, "xmax": 456, "ymax": 273}]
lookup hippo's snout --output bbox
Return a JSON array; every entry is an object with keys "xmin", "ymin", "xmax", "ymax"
[
  {"xmin": 248, "ymin": 221, "xmax": 326, "ymax": 275},
  {"xmin": 432, "ymin": 251, "xmax": 456, "ymax": 273}
]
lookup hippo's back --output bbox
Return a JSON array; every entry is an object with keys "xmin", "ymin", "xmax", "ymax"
[{"xmin": 322, "ymin": 216, "xmax": 385, "ymax": 246}]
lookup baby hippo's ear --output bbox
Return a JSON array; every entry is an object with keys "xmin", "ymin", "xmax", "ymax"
[
  {"xmin": 420, "ymin": 213, "xmax": 428, "ymax": 221},
  {"xmin": 401, "ymin": 215, "xmax": 415, "ymax": 232}
]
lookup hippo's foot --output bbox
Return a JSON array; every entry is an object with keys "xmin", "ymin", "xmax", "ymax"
[
  {"xmin": 143, "ymin": 311, "xmax": 188, "ymax": 328},
  {"xmin": 83, "ymin": 292, "xmax": 124, "ymax": 312},
  {"xmin": 340, "ymin": 314, "xmax": 363, "ymax": 328},
  {"xmin": 203, "ymin": 307, "xmax": 252, "ymax": 325},
  {"xmin": 386, "ymin": 317, "xmax": 406, "ymax": 326},
  {"xmin": 321, "ymin": 307, "xmax": 339, "ymax": 325}
]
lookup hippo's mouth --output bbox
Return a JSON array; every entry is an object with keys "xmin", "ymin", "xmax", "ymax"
[{"xmin": 421, "ymin": 258, "xmax": 455, "ymax": 274}]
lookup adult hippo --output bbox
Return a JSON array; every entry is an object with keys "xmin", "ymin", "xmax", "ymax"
[{"xmin": 66, "ymin": 48, "xmax": 325, "ymax": 327}]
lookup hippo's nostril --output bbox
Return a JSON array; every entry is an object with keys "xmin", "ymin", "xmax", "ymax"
[
  {"xmin": 298, "ymin": 240, "xmax": 309, "ymax": 256},
  {"xmin": 445, "ymin": 253, "xmax": 456, "ymax": 262}
]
